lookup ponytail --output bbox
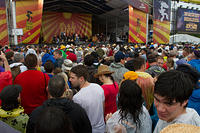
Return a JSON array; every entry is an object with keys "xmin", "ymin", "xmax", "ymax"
[{"xmin": 110, "ymin": 76, "xmax": 116, "ymax": 89}]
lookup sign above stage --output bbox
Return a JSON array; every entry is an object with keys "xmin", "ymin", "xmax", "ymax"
[
  {"xmin": 176, "ymin": 8, "xmax": 200, "ymax": 33},
  {"xmin": 122, "ymin": 0, "xmax": 149, "ymax": 13}
]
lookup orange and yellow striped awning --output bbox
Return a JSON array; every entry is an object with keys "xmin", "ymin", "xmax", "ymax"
[{"xmin": 153, "ymin": 20, "xmax": 170, "ymax": 44}]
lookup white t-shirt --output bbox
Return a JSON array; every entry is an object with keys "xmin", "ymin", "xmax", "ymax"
[
  {"xmin": 154, "ymin": 108, "xmax": 200, "ymax": 133},
  {"xmin": 73, "ymin": 83, "xmax": 105, "ymax": 133}
]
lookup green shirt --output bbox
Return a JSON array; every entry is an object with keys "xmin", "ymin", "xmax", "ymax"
[{"xmin": 0, "ymin": 106, "xmax": 29, "ymax": 133}]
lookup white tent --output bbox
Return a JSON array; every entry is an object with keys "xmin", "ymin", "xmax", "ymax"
[{"xmin": 170, "ymin": 34, "xmax": 200, "ymax": 44}]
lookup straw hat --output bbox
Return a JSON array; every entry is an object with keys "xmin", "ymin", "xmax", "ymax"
[
  {"xmin": 160, "ymin": 123, "xmax": 200, "ymax": 133},
  {"xmin": 94, "ymin": 65, "xmax": 114, "ymax": 78}
]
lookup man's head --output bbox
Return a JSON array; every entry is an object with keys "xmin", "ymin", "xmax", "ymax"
[
  {"xmin": 25, "ymin": 53, "xmax": 38, "ymax": 69},
  {"xmin": 5, "ymin": 51, "xmax": 14, "ymax": 61},
  {"xmin": 48, "ymin": 75, "xmax": 66, "ymax": 98},
  {"xmin": 0, "ymin": 85, "xmax": 22, "ymax": 111},
  {"xmin": 34, "ymin": 107, "xmax": 74, "ymax": 133},
  {"xmin": 114, "ymin": 51, "xmax": 125, "ymax": 64},
  {"xmin": 132, "ymin": 57, "xmax": 146, "ymax": 71},
  {"xmin": 183, "ymin": 47, "xmax": 190, "ymax": 57},
  {"xmin": 14, "ymin": 53, "xmax": 24, "ymax": 63},
  {"xmin": 69, "ymin": 65, "xmax": 89, "ymax": 88},
  {"xmin": 84, "ymin": 54, "xmax": 95, "ymax": 66},
  {"xmin": 53, "ymin": 50, "xmax": 62, "ymax": 59},
  {"xmin": 140, "ymin": 48, "xmax": 147, "ymax": 55},
  {"xmin": 157, "ymin": 56, "xmax": 164, "ymax": 67},
  {"xmin": 44, "ymin": 61, "xmax": 54, "ymax": 73},
  {"xmin": 154, "ymin": 70, "xmax": 193, "ymax": 122},
  {"xmin": 193, "ymin": 49, "xmax": 200, "ymax": 59},
  {"xmin": 147, "ymin": 54, "xmax": 157, "ymax": 65}
]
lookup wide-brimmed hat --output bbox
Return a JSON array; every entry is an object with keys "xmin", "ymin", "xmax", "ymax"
[
  {"xmin": 94, "ymin": 65, "xmax": 114, "ymax": 78},
  {"xmin": 160, "ymin": 123, "xmax": 200, "ymax": 133},
  {"xmin": 62, "ymin": 59, "xmax": 73, "ymax": 71},
  {"xmin": 114, "ymin": 51, "xmax": 125, "ymax": 61}
]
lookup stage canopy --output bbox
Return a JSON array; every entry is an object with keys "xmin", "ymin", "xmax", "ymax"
[
  {"xmin": 170, "ymin": 34, "xmax": 200, "ymax": 44},
  {"xmin": 43, "ymin": 0, "xmax": 151, "ymax": 23}
]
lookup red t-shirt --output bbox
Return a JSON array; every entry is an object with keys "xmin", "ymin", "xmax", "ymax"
[
  {"xmin": 14, "ymin": 70, "xmax": 49, "ymax": 114},
  {"xmin": 108, "ymin": 49, "xmax": 113, "ymax": 56},
  {"xmin": 101, "ymin": 82, "xmax": 119, "ymax": 118},
  {"xmin": 0, "ymin": 71, "xmax": 12, "ymax": 105}
]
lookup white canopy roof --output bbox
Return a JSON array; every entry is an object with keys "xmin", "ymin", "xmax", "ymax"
[{"xmin": 170, "ymin": 34, "xmax": 200, "ymax": 44}]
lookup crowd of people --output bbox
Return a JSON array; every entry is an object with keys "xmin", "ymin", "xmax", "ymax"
[{"xmin": 0, "ymin": 42, "xmax": 199, "ymax": 133}]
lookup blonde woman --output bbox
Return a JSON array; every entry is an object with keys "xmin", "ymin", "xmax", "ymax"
[{"xmin": 57, "ymin": 72, "xmax": 73, "ymax": 100}]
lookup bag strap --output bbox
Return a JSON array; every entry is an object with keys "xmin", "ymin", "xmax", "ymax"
[{"xmin": 43, "ymin": 73, "xmax": 48, "ymax": 97}]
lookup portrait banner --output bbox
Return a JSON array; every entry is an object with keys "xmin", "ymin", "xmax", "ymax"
[
  {"xmin": 129, "ymin": 5, "xmax": 147, "ymax": 43},
  {"xmin": 153, "ymin": 0, "xmax": 171, "ymax": 44},
  {"xmin": 16, "ymin": 0, "xmax": 43, "ymax": 44}
]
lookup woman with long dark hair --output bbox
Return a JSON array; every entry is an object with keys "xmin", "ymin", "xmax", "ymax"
[
  {"xmin": 94, "ymin": 65, "xmax": 119, "ymax": 118},
  {"xmin": 106, "ymin": 80, "xmax": 152, "ymax": 133}
]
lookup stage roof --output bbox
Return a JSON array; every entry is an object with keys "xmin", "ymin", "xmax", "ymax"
[
  {"xmin": 43, "ymin": 0, "xmax": 125, "ymax": 15},
  {"xmin": 43, "ymin": 0, "xmax": 152, "ymax": 25},
  {"xmin": 43, "ymin": 0, "xmax": 152, "ymax": 14}
]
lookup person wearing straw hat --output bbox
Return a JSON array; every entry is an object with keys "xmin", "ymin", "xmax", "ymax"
[
  {"xmin": 94, "ymin": 65, "xmax": 119, "ymax": 118},
  {"xmin": 160, "ymin": 123, "xmax": 200, "ymax": 133}
]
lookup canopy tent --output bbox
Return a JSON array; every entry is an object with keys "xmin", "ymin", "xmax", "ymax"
[{"xmin": 170, "ymin": 34, "xmax": 200, "ymax": 44}]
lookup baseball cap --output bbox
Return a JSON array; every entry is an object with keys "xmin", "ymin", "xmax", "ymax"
[{"xmin": 114, "ymin": 51, "xmax": 125, "ymax": 61}]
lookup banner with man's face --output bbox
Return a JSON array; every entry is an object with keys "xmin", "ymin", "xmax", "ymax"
[{"xmin": 153, "ymin": 0, "xmax": 171, "ymax": 44}]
